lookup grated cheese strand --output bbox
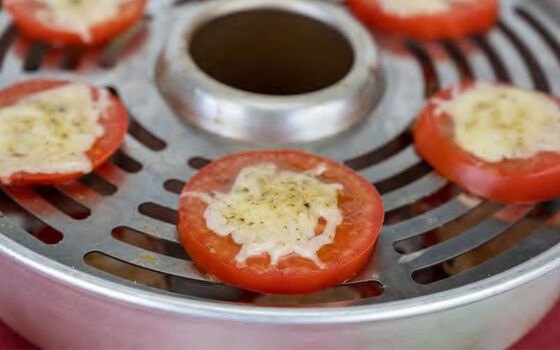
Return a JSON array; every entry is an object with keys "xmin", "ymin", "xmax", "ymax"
[
  {"xmin": 29, "ymin": 0, "xmax": 130, "ymax": 42},
  {"xmin": 375, "ymin": 0, "xmax": 475, "ymax": 16},
  {"xmin": 186, "ymin": 163, "xmax": 343, "ymax": 268},
  {"xmin": 0, "ymin": 83, "xmax": 107, "ymax": 178},
  {"xmin": 436, "ymin": 83, "xmax": 560, "ymax": 162}
]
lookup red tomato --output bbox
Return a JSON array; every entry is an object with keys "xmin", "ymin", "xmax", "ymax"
[
  {"xmin": 4, "ymin": 0, "xmax": 147, "ymax": 46},
  {"xmin": 177, "ymin": 150, "xmax": 384, "ymax": 295},
  {"xmin": 347, "ymin": 0, "xmax": 498, "ymax": 40},
  {"xmin": 0, "ymin": 79, "xmax": 128, "ymax": 185},
  {"xmin": 414, "ymin": 81, "xmax": 560, "ymax": 204}
]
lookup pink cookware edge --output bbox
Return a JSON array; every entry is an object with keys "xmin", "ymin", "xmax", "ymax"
[{"xmin": 1, "ymin": 300, "xmax": 560, "ymax": 349}]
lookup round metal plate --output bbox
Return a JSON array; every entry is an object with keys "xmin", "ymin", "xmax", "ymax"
[{"xmin": 0, "ymin": 0, "xmax": 558, "ymax": 311}]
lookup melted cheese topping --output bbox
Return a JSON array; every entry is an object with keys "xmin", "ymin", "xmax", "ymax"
[
  {"xmin": 187, "ymin": 163, "xmax": 343, "ymax": 267},
  {"xmin": 375, "ymin": 0, "xmax": 474, "ymax": 16},
  {"xmin": 0, "ymin": 84, "xmax": 106, "ymax": 178},
  {"xmin": 436, "ymin": 83, "xmax": 560, "ymax": 162},
  {"xmin": 31, "ymin": 0, "xmax": 129, "ymax": 42}
]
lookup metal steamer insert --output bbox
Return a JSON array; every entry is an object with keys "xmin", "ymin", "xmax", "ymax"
[
  {"xmin": 156, "ymin": 0, "xmax": 381, "ymax": 142},
  {"xmin": 0, "ymin": 0, "xmax": 559, "ymax": 349}
]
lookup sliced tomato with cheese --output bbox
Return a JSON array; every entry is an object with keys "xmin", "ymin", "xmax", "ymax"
[
  {"xmin": 347, "ymin": 0, "xmax": 498, "ymax": 40},
  {"xmin": 0, "ymin": 79, "xmax": 128, "ymax": 185},
  {"xmin": 178, "ymin": 150, "xmax": 384, "ymax": 295},
  {"xmin": 4, "ymin": 0, "xmax": 147, "ymax": 46},
  {"xmin": 414, "ymin": 81, "xmax": 560, "ymax": 203}
]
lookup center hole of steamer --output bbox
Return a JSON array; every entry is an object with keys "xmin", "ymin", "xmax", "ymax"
[{"xmin": 188, "ymin": 9, "xmax": 355, "ymax": 96}]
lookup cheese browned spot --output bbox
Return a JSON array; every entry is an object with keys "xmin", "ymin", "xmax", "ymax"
[
  {"xmin": 31, "ymin": 0, "xmax": 129, "ymax": 42},
  {"xmin": 435, "ymin": 83, "xmax": 560, "ymax": 162},
  {"xmin": 186, "ymin": 163, "xmax": 343, "ymax": 267},
  {"xmin": 0, "ymin": 83, "xmax": 107, "ymax": 178},
  {"xmin": 375, "ymin": 0, "xmax": 474, "ymax": 16}
]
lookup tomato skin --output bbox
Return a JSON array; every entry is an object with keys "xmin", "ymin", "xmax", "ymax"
[
  {"xmin": 4, "ymin": 0, "xmax": 147, "ymax": 46},
  {"xmin": 178, "ymin": 150, "xmax": 384, "ymax": 295},
  {"xmin": 414, "ymin": 82, "xmax": 560, "ymax": 204},
  {"xmin": 0, "ymin": 80, "xmax": 128, "ymax": 185},
  {"xmin": 347, "ymin": 0, "xmax": 498, "ymax": 40}
]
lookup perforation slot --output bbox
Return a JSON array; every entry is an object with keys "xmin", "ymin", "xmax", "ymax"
[
  {"xmin": 412, "ymin": 204, "xmax": 555, "ymax": 285},
  {"xmin": 112, "ymin": 226, "xmax": 188, "ymax": 260},
  {"xmin": 393, "ymin": 200, "xmax": 503, "ymax": 254},
  {"xmin": 23, "ymin": 41, "xmax": 48, "ymax": 71},
  {"xmin": 383, "ymin": 184, "xmax": 461, "ymax": 226},
  {"xmin": 471, "ymin": 34, "xmax": 511, "ymax": 82},
  {"xmin": 99, "ymin": 17, "xmax": 150, "ymax": 69},
  {"xmin": 85, "ymin": 251, "xmax": 171, "ymax": 290},
  {"xmin": 79, "ymin": 173, "xmax": 118, "ymax": 196},
  {"xmin": 164, "ymin": 179, "xmax": 186, "ymax": 195},
  {"xmin": 516, "ymin": 8, "xmax": 560, "ymax": 67},
  {"xmin": 138, "ymin": 202, "xmax": 178, "ymax": 225},
  {"xmin": 344, "ymin": 132, "xmax": 413, "ymax": 171},
  {"xmin": 0, "ymin": 24, "xmax": 17, "ymax": 70},
  {"xmin": 187, "ymin": 157, "xmax": 212, "ymax": 170},
  {"xmin": 239, "ymin": 282, "xmax": 384, "ymax": 306},
  {"xmin": 60, "ymin": 46, "xmax": 84, "ymax": 70},
  {"xmin": 439, "ymin": 40, "xmax": 473, "ymax": 81},
  {"xmin": 0, "ymin": 189, "xmax": 63, "ymax": 245},
  {"xmin": 374, "ymin": 161, "xmax": 432, "ymax": 195},
  {"xmin": 106, "ymin": 86, "xmax": 167, "ymax": 151},
  {"xmin": 33, "ymin": 186, "xmax": 91, "ymax": 220},
  {"xmin": 109, "ymin": 149, "xmax": 143, "ymax": 173},
  {"xmin": 497, "ymin": 20, "xmax": 550, "ymax": 92},
  {"xmin": 405, "ymin": 40, "xmax": 440, "ymax": 97},
  {"xmin": 128, "ymin": 118, "xmax": 167, "ymax": 151},
  {"xmin": 85, "ymin": 251, "xmax": 246, "ymax": 301}
]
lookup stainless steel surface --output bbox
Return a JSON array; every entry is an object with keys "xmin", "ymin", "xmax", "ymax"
[
  {"xmin": 1, "ymin": 241, "xmax": 559, "ymax": 349},
  {"xmin": 156, "ymin": 0, "xmax": 381, "ymax": 143},
  {"xmin": 0, "ymin": 0, "xmax": 559, "ymax": 348}
]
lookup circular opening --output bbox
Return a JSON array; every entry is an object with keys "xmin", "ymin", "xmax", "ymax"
[{"xmin": 188, "ymin": 9, "xmax": 355, "ymax": 96}]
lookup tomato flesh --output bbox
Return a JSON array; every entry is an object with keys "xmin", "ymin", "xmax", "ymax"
[
  {"xmin": 0, "ymin": 80, "xmax": 128, "ymax": 185},
  {"xmin": 4, "ymin": 0, "xmax": 147, "ymax": 46},
  {"xmin": 347, "ymin": 0, "xmax": 498, "ymax": 40},
  {"xmin": 177, "ymin": 150, "xmax": 384, "ymax": 294},
  {"xmin": 414, "ymin": 82, "xmax": 560, "ymax": 203}
]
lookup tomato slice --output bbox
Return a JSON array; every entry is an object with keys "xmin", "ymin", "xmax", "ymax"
[
  {"xmin": 414, "ymin": 81, "xmax": 560, "ymax": 203},
  {"xmin": 347, "ymin": 0, "xmax": 498, "ymax": 40},
  {"xmin": 4, "ymin": 0, "xmax": 147, "ymax": 46},
  {"xmin": 0, "ymin": 79, "xmax": 128, "ymax": 185},
  {"xmin": 177, "ymin": 150, "xmax": 384, "ymax": 295}
]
